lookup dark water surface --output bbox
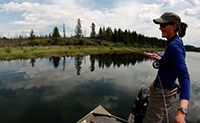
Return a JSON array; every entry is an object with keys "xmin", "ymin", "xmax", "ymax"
[{"xmin": 0, "ymin": 52, "xmax": 199, "ymax": 123}]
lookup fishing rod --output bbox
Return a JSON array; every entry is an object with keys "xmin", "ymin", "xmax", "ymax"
[{"xmin": 115, "ymin": 44, "xmax": 160, "ymax": 69}]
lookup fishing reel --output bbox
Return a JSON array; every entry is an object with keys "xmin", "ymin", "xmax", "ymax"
[{"xmin": 152, "ymin": 60, "xmax": 159, "ymax": 69}]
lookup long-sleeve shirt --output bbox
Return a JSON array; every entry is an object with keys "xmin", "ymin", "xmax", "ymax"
[{"xmin": 154, "ymin": 35, "xmax": 190, "ymax": 100}]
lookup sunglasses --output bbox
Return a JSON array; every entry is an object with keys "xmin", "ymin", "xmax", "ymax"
[{"xmin": 160, "ymin": 23, "xmax": 174, "ymax": 28}]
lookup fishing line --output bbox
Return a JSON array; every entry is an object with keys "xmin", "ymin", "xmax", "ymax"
[
  {"xmin": 158, "ymin": 75, "xmax": 170, "ymax": 123},
  {"xmin": 118, "ymin": 45, "xmax": 160, "ymax": 69}
]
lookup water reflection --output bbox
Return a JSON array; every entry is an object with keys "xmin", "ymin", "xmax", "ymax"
[
  {"xmin": 90, "ymin": 53, "xmax": 148, "ymax": 69},
  {"xmin": 37, "ymin": 53, "xmax": 148, "ymax": 75},
  {"xmin": 49, "ymin": 57, "xmax": 61, "ymax": 69},
  {"xmin": 0, "ymin": 52, "xmax": 199, "ymax": 123},
  {"xmin": 26, "ymin": 53, "xmax": 148, "ymax": 76},
  {"xmin": 74, "ymin": 56, "xmax": 83, "ymax": 75},
  {"xmin": 30, "ymin": 58, "xmax": 36, "ymax": 67}
]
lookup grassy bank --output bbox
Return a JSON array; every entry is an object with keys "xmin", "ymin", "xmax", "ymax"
[{"xmin": 0, "ymin": 46, "xmax": 164, "ymax": 60}]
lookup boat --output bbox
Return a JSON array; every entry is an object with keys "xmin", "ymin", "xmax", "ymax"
[
  {"xmin": 77, "ymin": 87, "xmax": 150, "ymax": 123},
  {"xmin": 77, "ymin": 105, "xmax": 128, "ymax": 123}
]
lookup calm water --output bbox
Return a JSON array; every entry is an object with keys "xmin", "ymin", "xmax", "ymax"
[{"xmin": 0, "ymin": 52, "xmax": 199, "ymax": 123}]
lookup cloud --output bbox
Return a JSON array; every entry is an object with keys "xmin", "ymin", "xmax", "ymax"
[
  {"xmin": 138, "ymin": 4, "xmax": 161, "ymax": 23},
  {"xmin": 185, "ymin": 0, "xmax": 200, "ymax": 6},
  {"xmin": 0, "ymin": 0, "xmax": 200, "ymax": 46},
  {"xmin": 0, "ymin": 0, "xmax": 160, "ymax": 33},
  {"xmin": 183, "ymin": 7, "xmax": 200, "ymax": 19},
  {"xmin": 161, "ymin": 0, "xmax": 180, "ymax": 7}
]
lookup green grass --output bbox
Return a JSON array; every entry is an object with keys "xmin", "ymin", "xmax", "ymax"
[{"xmin": 0, "ymin": 46, "xmax": 164, "ymax": 60}]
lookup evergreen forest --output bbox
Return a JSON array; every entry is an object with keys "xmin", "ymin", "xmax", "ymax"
[{"xmin": 0, "ymin": 18, "xmax": 199, "ymax": 52}]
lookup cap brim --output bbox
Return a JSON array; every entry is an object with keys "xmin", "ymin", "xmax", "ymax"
[{"xmin": 153, "ymin": 18, "xmax": 169, "ymax": 24}]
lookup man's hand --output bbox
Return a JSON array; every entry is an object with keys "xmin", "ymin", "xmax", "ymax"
[
  {"xmin": 144, "ymin": 52, "xmax": 161, "ymax": 60},
  {"xmin": 173, "ymin": 99, "xmax": 189, "ymax": 123},
  {"xmin": 173, "ymin": 110, "xmax": 186, "ymax": 123}
]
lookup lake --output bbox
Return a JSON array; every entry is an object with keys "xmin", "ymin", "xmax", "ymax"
[{"xmin": 0, "ymin": 52, "xmax": 199, "ymax": 123}]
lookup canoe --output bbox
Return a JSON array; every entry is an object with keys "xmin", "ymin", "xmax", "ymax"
[{"xmin": 77, "ymin": 105, "xmax": 128, "ymax": 123}]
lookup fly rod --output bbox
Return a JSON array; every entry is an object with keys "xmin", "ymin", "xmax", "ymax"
[{"xmin": 114, "ymin": 44, "xmax": 160, "ymax": 69}]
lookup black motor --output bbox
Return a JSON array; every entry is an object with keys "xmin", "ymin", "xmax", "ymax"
[{"xmin": 128, "ymin": 87, "xmax": 150, "ymax": 123}]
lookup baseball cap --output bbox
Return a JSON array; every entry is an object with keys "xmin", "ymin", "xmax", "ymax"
[{"xmin": 153, "ymin": 12, "xmax": 181, "ymax": 25}]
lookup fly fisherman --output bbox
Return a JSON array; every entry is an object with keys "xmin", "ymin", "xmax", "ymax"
[{"xmin": 143, "ymin": 12, "xmax": 190, "ymax": 123}]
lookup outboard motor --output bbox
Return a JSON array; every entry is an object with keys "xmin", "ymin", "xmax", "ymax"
[{"xmin": 128, "ymin": 87, "xmax": 150, "ymax": 123}]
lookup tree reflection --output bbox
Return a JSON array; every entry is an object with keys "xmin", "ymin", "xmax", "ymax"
[
  {"xmin": 74, "ymin": 56, "xmax": 83, "ymax": 76},
  {"xmin": 63, "ymin": 57, "xmax": 66, "ymax": 71},
  {"xmin": 89, "ymin": 56, "xmax": 95, "ymax": 72},
  {"xmin": 30, "ymin": 58, "xmax": 36, "ymax": 67},
  {"xmin": 49, "ymin": 57, "xmax": 61, "ymax": 68},
  {"xmin": 89, "ymin": 53, "xmax": 148, "ymax": 69},
  {"xmin": 43, "ymin": 53, "xmax": 148, "ymax": 75}
]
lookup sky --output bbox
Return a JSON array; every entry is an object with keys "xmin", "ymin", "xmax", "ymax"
[{"xmin": 0, "ymin": 0, "xmax": 200, "ymax": 47}]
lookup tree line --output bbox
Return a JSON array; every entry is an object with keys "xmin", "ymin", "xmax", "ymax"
[
  {"xmin": 185, "ymin": 45, "xmax": 200, "ymax": 52},
  {"xmin": 2, "ymin": 18, "xmax": 197, "ymax": 49},
  {"xmin": 30, "ymin": 18, "xmax": 166, "ymax": 48},
  {"xmin": 72, "ymin": 18, "xmax": 167, "ymax": 48}
]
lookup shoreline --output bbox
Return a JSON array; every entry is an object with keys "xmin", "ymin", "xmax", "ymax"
[{"xmin": 0, "ymin": 46, "xmax": 164, "ymax": 60}]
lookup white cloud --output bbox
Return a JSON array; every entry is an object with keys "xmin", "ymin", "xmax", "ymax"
[
  {"xmin": 138, "ymin": 4, "xmax": 161, "ymax": 23},
  {"xmin": 185, "ymin": 0, "xmax": 200, "ymax": 6},
  {"xmin": 0, "ymin": 0, "xmax": 200, "ymax": 46},
  {"xmin": 183, "ymin": 7, "xmax": 200, "ymax": 19}
]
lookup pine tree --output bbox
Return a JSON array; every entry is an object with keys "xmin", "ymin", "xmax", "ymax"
[
  {"xmin": 90, "ymin": 22, "xmax": 96, "ymax": 38},
  {"xmin": 98, "ymin": 27, "xmax": 103, "ymax": 40},
  {"xmin": 75, "ymin": 18, "xmax": 83, "ymax": 38},
  {"xmin": 112, "ymin": 28, "xmax": 118, "ymax": 42},
  {"xmin": 29, "ymin": 29, "xmax": 35, "ymax": 40},
  {"xmin": 102, "ymin": 27, "xmax": 106, "ymax": 40},
  {"xmin": 118, "ymin": 28, "xmax": 123, "ymax": 42},
  {"xmin": 52, "ymin": 27, "xmax": 61, "ymax": 38},
  {"xmin": 105, "ymin": 27, "xmax": 112, "ymax": 41},
  {"xmin": 52, "ymin": 27, "xmax": 61, "ymax": 45},
  {"xmin": 124, "ymin": 29, "xmax": 129, "ymax": 45}
]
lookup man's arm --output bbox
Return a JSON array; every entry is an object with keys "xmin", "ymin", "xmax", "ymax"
[{"xmin": 173, "ymin": 99, "xmax": 189, "ymax": 123}]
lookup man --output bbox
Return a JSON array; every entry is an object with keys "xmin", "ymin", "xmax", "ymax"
[{"xmin": 143, "ymin": 12, "xmax": 190, "ymax": 123}]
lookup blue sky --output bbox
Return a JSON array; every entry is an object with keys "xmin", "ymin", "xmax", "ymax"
[{"xmin": 0, "ymin": 0, "xmax": 200, "ymax": 47}]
